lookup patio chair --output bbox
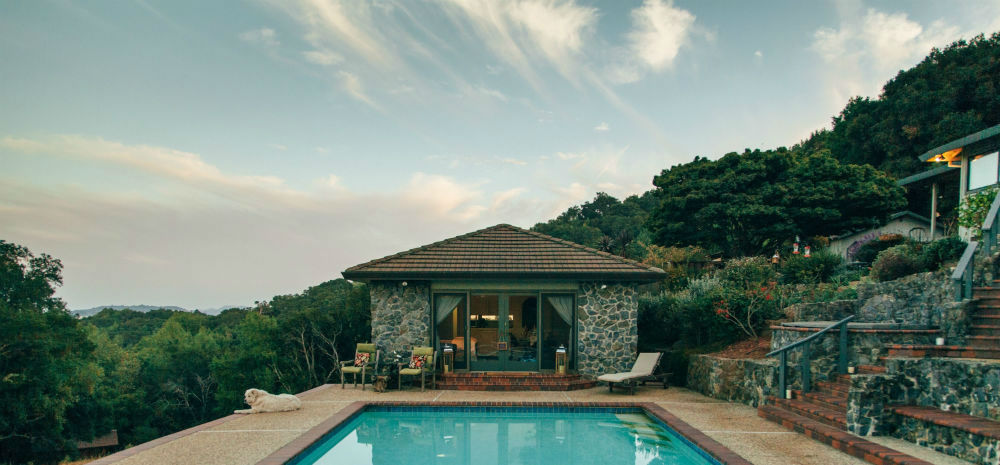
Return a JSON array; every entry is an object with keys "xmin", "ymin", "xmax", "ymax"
[
  {"xmin": 398, "ymin": 346, "xmax": 437, "ymax": 391},
  {"xmin": 341, "ymin": 343, "xmax": 380, "ymax": 390},
  {"xmin": 597, "ymin": 352, "xmax": 665, "ymax": 395}
]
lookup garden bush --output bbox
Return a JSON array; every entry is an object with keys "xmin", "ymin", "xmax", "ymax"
[
  {"xmin": 920, "ymin": 236, "xmax": 967, "ymax": 271},
  {"xmin": 870, "ymin": 244, "xmax": 924, "ymax": 282},
  {"xmin": 853, "ymin": 234, "xmax": 906, "ymax": 264},
  {"xmin": 779, "ymin": 249, "xmax": 842, "ymax": 284}
]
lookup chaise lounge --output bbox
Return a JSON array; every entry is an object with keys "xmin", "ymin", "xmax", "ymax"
[{"xmin": 597, "ymin": 352, "xmax": 665, "ymax": 395}]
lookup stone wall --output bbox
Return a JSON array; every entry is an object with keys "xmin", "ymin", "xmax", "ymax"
[
  {"xmin": 687, "ymin": 354, "xmax": 778, "ymax": 407},
  {"xmin": 783, "ymin": 300, "xmax": 856, "ymax": 321},
  {"xmin": 856, "ymin": 271, "xmax": 950, "ymax": 325},
  {"xmin": 770, "ymin": 328, "xmax": 937, "ymax": 378},
  {"xmin": 886, "ymin": 357, "xmax": 1000, "ymax": 421},
  {"xmin": 576, "ymin": 283, "xmax": 638, "ymax": 376},
  {"xmin": 370, "ymin": 281, "xmax": 431, "ymax": 355}
]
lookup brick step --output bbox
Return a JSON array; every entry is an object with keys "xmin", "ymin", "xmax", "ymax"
[
  {"xmin": 971, "ymin": 325, "xmax": 1000, "ymax": 336},
  {"xmin": 793, "ymin": 390, "xmax": 847, "ymax": 411},
  {"xmin": 968, "ymin": 335, "xmax": 1000, "ymax": 346},
  {"xmin": 886, "ymin": 344, "xmax": 1000, "ymax": 359},
  {"xmin": 891, "ymin": 405, "xmax": 1000, "ymax": 441},
  {"xmin": 815, "ymin": 380, "xmax": 850, "ymax": 397},
  {"xmin": 855, "ymin": 364, "xmax": 887, "ymax": 374},
  {"xmin": 436, "ymin": 380, "xmax": 596, "ymax": 391},
  {"xmin": 441, "ymin": 372, "xmax": 584, "ymax": 378},
  {"xmin": 972, "ymin": 307, "xmax": 1000, "ymax": 317},
  {"xmin": 767, "ymin": 396, "xmax": 847, "ymax": 429},
  {"xmin": 758, "ymin": 406, "xmax": 933, "ymax": 465},
  {"xmin": 972, "ymin": 315, "xmax": 1000, "ymax": 324}
]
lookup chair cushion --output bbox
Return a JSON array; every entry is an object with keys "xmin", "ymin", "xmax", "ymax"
[
  {"xmin": 409, "ymin": 354, "xmax": 428, "ymax": 369},
  {"xmin": 357, "ymin": 343, "xmax": 376, "ymax": 353},
  {"xmin": 342, "ymin": 366, "xmax": 363, "ymax": 374},
  {"xmin": 354, "ymin": 352, "xmax": 371, "ymax": 367},
  {"xmin": 413, "ymin": 346, "xmax": 434, "ymax": 356},
  {"xmin": 399, "ymin": 368, "xmax": 422, "ymax": 375}
]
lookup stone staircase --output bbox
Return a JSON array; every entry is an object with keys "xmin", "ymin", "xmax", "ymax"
[
  {"xmin": 437, "ymin": 372, "xmax": 596, "ymax": 391},
  {"xmin": 758, "ymin": 365, "xmax": 937, "ymax": 465},
  {"xmin": 887, "ymin": 286, "xmax": 1000, "ymax": 359}
]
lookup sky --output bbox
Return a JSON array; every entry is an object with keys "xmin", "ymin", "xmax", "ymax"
[{"xmin": 2, "ymin": 0, "xmax": 1000, "ymax": 310}]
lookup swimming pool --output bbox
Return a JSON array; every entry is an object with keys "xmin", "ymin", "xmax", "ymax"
[{"xmin": 286, "ymin": 406, "xmax": 722, "ymax": 465}]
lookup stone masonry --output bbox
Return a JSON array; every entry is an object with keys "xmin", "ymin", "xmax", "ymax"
[
  {"xmin": 576, "ymin": 282, "xmax": 638, "ymax": 376},
  {"xmin": 370, "ymin": 281, "xmax": 431, "ymax": 355}
]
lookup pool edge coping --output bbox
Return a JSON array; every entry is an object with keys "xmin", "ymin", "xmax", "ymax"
[{"xmin": 255, "ymin": 401, "xmax": 753, "ymax": 465}]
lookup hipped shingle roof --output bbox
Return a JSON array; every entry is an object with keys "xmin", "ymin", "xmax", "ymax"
[{"xmin": 342, "ymin": 224, "xmax": 665, "ymax": 282}]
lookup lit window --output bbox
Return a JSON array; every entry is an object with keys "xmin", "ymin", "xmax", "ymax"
[{"xmin": 969, "ymin": 151, "xmax": 999, "ymax": 190}]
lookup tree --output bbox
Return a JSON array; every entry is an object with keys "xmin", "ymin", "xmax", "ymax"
[
  {"xmin": 532, "ymin": 192, "xmax": 658, "ymax": 259},
  {"xmin": 0, "ymin": 241, "xmax": 99, "ymax": 464},
  {"xmin": 646, "ymin": 149, "xmax": 906, "ymax": 256}
]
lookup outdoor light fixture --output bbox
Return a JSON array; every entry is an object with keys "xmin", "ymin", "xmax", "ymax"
[
  {"xmin": 555, "ymin": 345, "xmax": 568, "ymax": 375},
  {"xmin": 401, "ymin": 281, "xmax": 408, "ymax": 286},
  {"xmin": 804, "ymin": 246, "xmax": 811, "ymax": 258},
  {"xmin": 442, "ymin": 344, "xmax": 454, "ymax": 374},
  {"xmin": 600, "ymin": 284, "xmax": 607, "ymax": 289}
]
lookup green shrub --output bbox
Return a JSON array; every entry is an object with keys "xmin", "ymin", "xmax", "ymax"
[
  {"xmin": 870, "ymin": 244, "xmax": 924, "ymax": 281},
  {"xmin": 780, "ymin": 249, "xmax": 842, "ymax": 284},
  {"xmin": 718, "ymin": 256, "xmax": 776, "ymax": 289},
  {"xmin": 920, "ymin": 236, "xmax": 967, "ymax": 271},
  {"xmin": 853, "ymin": 234, "xmax": 906, "ymax": 264},
  {"xmin": 958, "ymin": 187, "xmax": 998, "ymax": 237},
  {"xmin": 830, "ymin": 262, "xmax": 866, "ymax": 286}
]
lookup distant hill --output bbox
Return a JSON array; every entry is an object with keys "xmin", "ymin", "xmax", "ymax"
[{"xmin": 71, "ymin": 305, "xmax": 189, "ymax": 318}]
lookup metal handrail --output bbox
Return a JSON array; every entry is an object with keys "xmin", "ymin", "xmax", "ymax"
[
  {"xmin": 952, "ymin": 241, "xmax": 978, "ymax": 301},
  {"xmin": 767, "ymin": 315, "xmax": 855, "ymax": 397}
]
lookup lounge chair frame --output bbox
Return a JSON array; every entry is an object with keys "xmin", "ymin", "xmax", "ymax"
[{"xmin": 598, "ymin": 352, "xmax": 669, "ymax": 395}]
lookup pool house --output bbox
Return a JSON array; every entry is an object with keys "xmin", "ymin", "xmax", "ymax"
[{"xmin": 342, "ymin": 224, "xmax": 666, "ymax": 376}]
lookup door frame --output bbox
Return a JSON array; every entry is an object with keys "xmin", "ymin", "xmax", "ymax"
[{"xmin": 432, "ymin": 288, "xmax": 577, "ymax": 373}]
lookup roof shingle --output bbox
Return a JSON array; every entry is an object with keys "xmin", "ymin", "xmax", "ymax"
[{"xmin": 342, "ymin": 224, "xmax": 665, "ymax": 282}]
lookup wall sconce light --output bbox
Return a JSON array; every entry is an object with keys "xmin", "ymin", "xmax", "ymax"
[
  {"xmin": 600, "ymin": 284, "xmax": 607, "ymax": 289},
  {"xmin": 401, "ymin": 281, "xmax": 408, "ymax": 287}
]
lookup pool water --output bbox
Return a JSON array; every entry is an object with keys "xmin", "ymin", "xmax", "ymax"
[{"xmin": 289, "ymin": 407, "xmax": 720, "ymax": 465}]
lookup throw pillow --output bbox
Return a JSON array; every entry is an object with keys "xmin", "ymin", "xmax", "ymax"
[
  {"xmin": 354, "ymin": 352, "xmax": 371, "ymax": 367},
  {"xmin": 408, "ymin": 354, "xmax": 427, "ymax": 369}
]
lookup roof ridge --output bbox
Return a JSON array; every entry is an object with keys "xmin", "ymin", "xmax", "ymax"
[{"xmin": 342, "ymin": 224, "xmax": 512, "ymax": 273}]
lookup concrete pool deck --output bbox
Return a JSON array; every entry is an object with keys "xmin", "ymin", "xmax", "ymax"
[{"xmin": 89, "ymin": 384, "xmax": 970, "ymax": 465}]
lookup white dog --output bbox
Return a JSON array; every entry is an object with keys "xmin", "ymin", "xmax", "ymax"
[{"xmin": 234, "ymin": 388, "xmax": 302, "ymax": 414}]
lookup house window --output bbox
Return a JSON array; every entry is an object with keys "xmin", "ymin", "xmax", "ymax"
[{"xmin": 968, "ymin": 151, "xmax": 999, "ymax": 190}]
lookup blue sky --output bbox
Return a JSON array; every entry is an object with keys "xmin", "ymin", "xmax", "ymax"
[{"xmin": 2, "ymin": 0, "xmax": 999, "ymax": 309}]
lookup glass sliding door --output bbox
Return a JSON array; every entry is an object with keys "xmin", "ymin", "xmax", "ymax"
[
  {"xmin": 506, "ymin": 295, "xmax": 538, "ymax": 371},
  {"xmin": 541, "ymin": 294, "xmax": 574, "ymax": 370},
  {"xmin": 469, "ymin": 294, "xmax": 503, "ymax": 371},
  {"xmin": 434, "ymin": 294, "xmax": 468, "ymax": 370}
]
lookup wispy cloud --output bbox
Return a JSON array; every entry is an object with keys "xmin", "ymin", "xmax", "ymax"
[
  {"xmin": 239, "ymin": 27, "xmax": 280, "ymax": 48},
  {"xmin": 593, "ymin": 122, "xmax": 609, "ymax": 132},
  {"xmin": 811, "ymin": 7, "xmax": 961, "ymax": 103},
  {"xmin": 301, "ymin": 49, "xmax": 343, "ymax": 66},
  {"xmin": 337, "ymin": 71, "xmax": 378, "ymax": 108},
  {"xmin": 609, "ymin": 0, "xmax": 700, "ymax": 84}
]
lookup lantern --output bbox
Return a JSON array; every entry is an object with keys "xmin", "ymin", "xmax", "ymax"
[
  {"xmin": 804, "ymin": 246, "xmax": 811, "ymax": 258},
  {"xmin": 555, "ymin": 345, "xmax": 568, "ymax": 375},
  {"xmin": 793, "ymin": 235, "xmax": 800, "ymax": 254},
  {"xmin": 442, "ymin": 344, "xmax": 454, "ymax": 374},
  {"xmin": 771, "ymin": 250, "xmax": 780, "ymax": 265}
]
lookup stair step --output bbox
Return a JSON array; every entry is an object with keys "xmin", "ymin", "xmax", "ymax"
[
  {"xmin": 437, "ymin": 373, "xmax": 596, "ymax": 391},
  {"xmin": 758, "ymin": 406, "xmax": 933, "ymax": 465},
  {"xmin": 971, "ymin": 325, "xmax": 1000, "ymax": 336},
  {"xmin": 767, "ymin": 396, "xmax": 847, "ymax": 429},
  {"xmin": 815, "ymin": 380, "xmax": 850, "ymax": 396},
  {"xmin": 973, "ymin": 307, "xmax": 1000, "ymax": 317},
  {"xmin": 793, "ymin": 390, "xmax": 847, "ymax": 411},
  {"xmin": 886, "ymin": 344, "xmax": 1000, "ymax": 359},
  {"xmin": 891, "ymin": 405, "xmax": 1000, "ymax": 440},
  {"xmin": 855, "ymin": 364, "xmax": 887, "ymax": 374}
]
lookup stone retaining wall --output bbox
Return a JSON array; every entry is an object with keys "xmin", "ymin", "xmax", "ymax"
[
  {"xmin": 895, "ymin": 416, "xmax": 999, "ymax": 465},
  {"xmin": 576, "ymin": 283, "xmax": 638, "ymax": 376},
  {"xmin": 886, "ymin": 357, "xmax": 1000, "ymax": 421},
  {"xmin": 770, "ymin": 327, "xmax": 937, "ymax": 380},
  {"xmin": 687, "ymin": 354, "xmax": 777, "ymax": 407}
]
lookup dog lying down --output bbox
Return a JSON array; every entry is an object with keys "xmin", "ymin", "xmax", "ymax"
[{"xmin": 234, "ymin": 388, "xmax": 302, "ymax": 414}]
